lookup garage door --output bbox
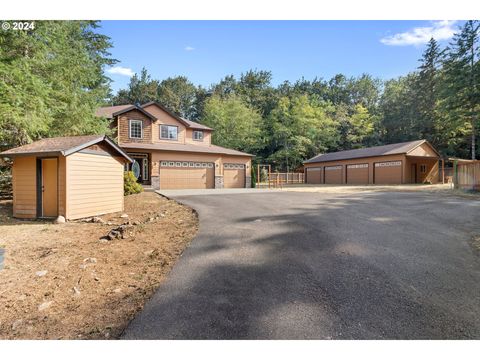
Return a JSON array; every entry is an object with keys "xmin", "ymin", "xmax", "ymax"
[
  {"xmin": 324, "ymin": 165, "xmax": 343, "ymax": 184},
  {"xmin": 224, "ymin": 163, "xmax": 245, "ymax": 188},
  {"xmin": 159, "ymin": 161, "xmax": 214, "ymax": 189},
  {"xmin": 306, "ymin": 167, "xmax": 322, "ymax": 184},
  {"xmin": 374, "ymin": 161, "xmax": 402, "ymax": 184},
  {"xmin": 346, "ymin": 163, "xmax": 369, "ymax": 184}
]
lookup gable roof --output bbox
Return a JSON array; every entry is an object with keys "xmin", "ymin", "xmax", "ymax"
[
  {"xmin": 1, "ymin": 135, "xmax": 133, "ymax": 162},
  {"xmin": 141, "ymin": 101, "xmax": 213, "ymax": 130},
  {"xmin": 304, "ymin": 140, "xmax": 439, "ymax": 164},
  {"xmin": 96, "ymin": 104, "xmax": 157, "ymax": 120}
]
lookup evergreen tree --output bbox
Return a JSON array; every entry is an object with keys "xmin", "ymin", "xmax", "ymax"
[
  {"xmin": 442, "ymin": 20, "xmax": 480, "ymax": 159},
  {"xmin": 0, "ymin": 21, "xmax": 116, "ymax": 146}
]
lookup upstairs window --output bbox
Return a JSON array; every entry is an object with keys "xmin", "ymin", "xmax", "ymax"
[
  {"xmin": 129, "ymin": 120, "xmax": 143, "ymax": 139},
  {"xmin": 160, "ymin": 125, "xmax": 178, "ymax": 140},
  {"xmin": 193, "ymin": 130, "xmax": 204, "ymax": 141}
]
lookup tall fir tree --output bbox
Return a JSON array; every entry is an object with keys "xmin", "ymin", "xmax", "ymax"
[{"xmin": 442, "ymin": 20, "xmax": 480, "ymax": 159}]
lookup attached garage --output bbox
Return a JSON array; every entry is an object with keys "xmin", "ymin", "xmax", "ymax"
[
  {"xmin": 346, "ymin": 163, "xmax": 369, "ymax": 184},
  {"xmin": 224, "ymin": 163, "xmax": 245, "ymax": 188},
  {"xmin": 1, "ymin": 135, "xmax": 132, "ymax": 220},
  {"xmin": 306, "ymin": 167, "xmax": 322, "ymax": 184},
  {"xmin": 159, "ymin": 161, "xmax": 214, "ymax": 189},
  {"xmin": 303, "ymin": 140, "xmax": 441, "ymax": 185},
  {"xmin": 324, "ymin": 166, "xmax": 342, "ymax": 184},
  {"xmin": 374, "ymin": 161, "xmax": 402, "ymax": 184}
]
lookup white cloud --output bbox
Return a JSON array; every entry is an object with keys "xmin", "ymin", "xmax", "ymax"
[
  {"xmin": 380, "ymin": 20, "xmax": 457, "ymax": 46},
  {"xmin": 106, "ymin": 66, "xmax": 135, "ymax": 77},
  {"xmin": 184, "ymin": 46, "xmax": 195, "ymax": 51}
]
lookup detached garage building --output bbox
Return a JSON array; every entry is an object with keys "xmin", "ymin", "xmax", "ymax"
[
  {"xmin": 304, "ymin": 140, "xmax": 440, "ymax": 185},
  {"xmin": 0, "ymin": 135, "xmax": 132, "ymax": 220}
]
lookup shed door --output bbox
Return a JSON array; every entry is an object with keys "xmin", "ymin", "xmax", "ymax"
[
  {"xmin": 324, "ymin": 166, "xmax": 343, "ymax": 184},
  {"xmin": 41, "ymin": 158, "xmax": 58, "ymax": 217},
  {"xmin": 374, "ymin": 161, "xmax": 402, "ymax": 184},
  {"xmin": 224, "ymin": 164, "xmax": 245, "ymax": 188},
  {"xmin": 159, "ymin": 161, "xmax": 214, "ymax": 189},
  {"xmin": 306, "ymin": 167, "xmax": 322, "ymax": 184},
  {"xmin": 346, "ymin": 164, "xmax": 369, "ymax": 184}
]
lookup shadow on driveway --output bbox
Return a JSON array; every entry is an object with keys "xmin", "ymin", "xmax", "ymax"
[{"xmin": 122, "ymin": 191, "xmax": 480, "ymax": 339}]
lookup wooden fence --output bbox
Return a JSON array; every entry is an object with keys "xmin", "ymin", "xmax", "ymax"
[
  {"xmin": 454, "ymin": 160, "xmax": 480, "ymax": 191},
  {"xmin": 257, "ymin": 172, "xmax": 304, "ymax": 188}
]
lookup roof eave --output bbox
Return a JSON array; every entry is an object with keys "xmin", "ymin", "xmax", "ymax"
[{"xmin": 112, "ymin": 105, "xmax": 157, "ymax": 120}]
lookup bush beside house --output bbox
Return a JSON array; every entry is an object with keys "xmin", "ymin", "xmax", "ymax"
[{"xmin": 124, "ymin": 171, "xmax": 143, "ymax": 195}]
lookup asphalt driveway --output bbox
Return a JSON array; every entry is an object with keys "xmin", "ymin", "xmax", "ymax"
[{"xmin": 122, "ymin": 190, "xmax": 480, "ymax": 339}]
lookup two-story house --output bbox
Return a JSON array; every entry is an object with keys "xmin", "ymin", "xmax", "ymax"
[{"xmin": 96, "ymin": 101, "xmax": 253, "ymax": 190}]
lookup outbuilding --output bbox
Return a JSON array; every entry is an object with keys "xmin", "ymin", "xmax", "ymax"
[
  {"xmin": 304, "ymin": 140, "xmax": 440, "ymax": 185},
  {"xmin": 0, "ymin": 135, "xmax": 132, "ymax": 220}
]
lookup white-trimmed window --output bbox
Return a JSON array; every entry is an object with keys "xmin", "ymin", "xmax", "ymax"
[
  {"xmin": 129, "ymin": 120, "xmax": 143, "ymax": 139},
  {"xmin": 160, "ymin": 125, "xmax": 178, "ymax": 140},
  {"xmin": 193, "ymin": 130, "xmax": 204, "ymax": 141}
]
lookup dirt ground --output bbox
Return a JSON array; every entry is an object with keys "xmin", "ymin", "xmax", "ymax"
[{"xmin": 0, "ymin": 192, "xmax": 198, "ymax": 339}]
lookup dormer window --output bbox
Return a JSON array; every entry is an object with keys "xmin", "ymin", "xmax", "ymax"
[
  {"xmin": 129, "ymin": 120, "xmax": 143, "ymax": 139},
  {"xmin": 160, "ymin": 125, "xmax": 178, "ymax": 140},
  {"xmin": 193, "ymin": 130, "xmax": 204, "ymax": 141}
]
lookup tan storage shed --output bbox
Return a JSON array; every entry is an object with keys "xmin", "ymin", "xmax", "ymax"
[
  {"xmin": 304, "ymin": 140, "xmax": 440, "ymax": 185},
  {"xmin": 1, "ymin": 135, "xmax": 132, "ymax": 220}
]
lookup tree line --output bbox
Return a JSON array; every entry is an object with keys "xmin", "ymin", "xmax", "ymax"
[{"xmin": 1, "ymin": 21, "xmax": 479, "ymax": 171}]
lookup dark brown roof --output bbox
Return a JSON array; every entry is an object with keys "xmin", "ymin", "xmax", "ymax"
[
  {"xmin": 1, "ymin": 135, "xmax": 133, "ymax": 162},
  {"xmin": 141, "ymin": 101, "xmax": 213, "ymax": 131},
  {"xmin": 95, "ymin": 105, "xmax": 132, "ymax": 118},
  {"xmin": 120, "ymin": 142, "xmax": 253, "ymax": 157},
  {"xmin": 96, "ymin": 104, "xmax": 157, "ymax": 120},
  {"xmin": 304, "ymin": 140, "xmax": 437, "ymax": 164}
]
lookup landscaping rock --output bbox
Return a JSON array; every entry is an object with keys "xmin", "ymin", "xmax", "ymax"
[
  {"xmin": 83, "ymin": 257, "xmax": 97, "ymax": 264},
  {"xmin": 102, "ymin": 224, "xmax": 132, "ymax": 241},
  {"xmin": 91, "ymin": 217, "xmax": 105, "ymax": 224},
  {"xmin": 35, "ymin": 270, "xmax": 48, "ymax": 277},
  {"xmin": 12, "ymin": 319, "xmax": 23, "ymax": 331},
  {"xmin": 72, "ymin": 286, "xmax": 81, "ymax": 296},
  {"xmin": 38, "ymin": 301, "xmax": 53, "ymax": 311},
  {"xmin": 120, "ymin": 213, "xmax": 128, "ymax": 218},
  {"xmin": 53, "ymin": 216, "xmax": 66, "ymax": 224}
]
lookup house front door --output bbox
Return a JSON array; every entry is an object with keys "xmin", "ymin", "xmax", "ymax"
[{"xmin": 128, "ymin": 154, "xmax": 150, "ymax": 184}]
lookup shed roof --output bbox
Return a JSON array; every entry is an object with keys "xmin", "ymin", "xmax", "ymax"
[
  {"xmin": 0, "ymin": 135, "xmax": 133, "ymax": 162},
  {"xmin": 304, "ymin": 140, "xmax": 438, "ymax": 164},
  {"xmin": 120, "ymin": 142, "xmax": 254, "ymax": 157}
]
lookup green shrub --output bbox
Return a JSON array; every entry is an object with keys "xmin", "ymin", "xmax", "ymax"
[{"xmin": 124, "ymin": 171, "xmax": 143, "ymax": 196}]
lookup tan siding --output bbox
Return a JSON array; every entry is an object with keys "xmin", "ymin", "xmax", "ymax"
[
  {"xmin": 407, "ymin": 142, "xmax": 438, "ymax": 157},
  {"xmin": 12, "ymin": 156, "xmax": 37, "ymax": 218},
  {"xmin": 66, "ymin": 153, "xmax": 124, "ymax": 220},
  {"xmin": 185, "ymin": 129, "xmax": 212, "ymax": 145},
  {"xmin": 143, "ymin": 104, "xmax": 187, "ymax": 144}
]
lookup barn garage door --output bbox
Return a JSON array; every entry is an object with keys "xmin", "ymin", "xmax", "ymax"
[
  {"xmin": 346, "ymin": 163, "xmax": 369, "ymax": 184},
  {"xmin": 159, "ymin": 161, "xmax": 214, "ymax": 189},
  {"xmin": 324, "ymin": 165, "xmax": 343, "ymax": 184},
  {"xmin": 306, "ymin": 167, "xmax": 322, "ymax": 184},
  {"xmin": 224, "ymin": 163, "xmax": 245, "ymax": 188},
  {"xmin": 374, "ymin": 161, "xmax": 402, "ymax": 184}
]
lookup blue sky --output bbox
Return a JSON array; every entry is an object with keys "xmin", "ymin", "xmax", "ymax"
[{"xmin": 99, "ymin": 20, "xmax": 463, "ymax": 93}]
